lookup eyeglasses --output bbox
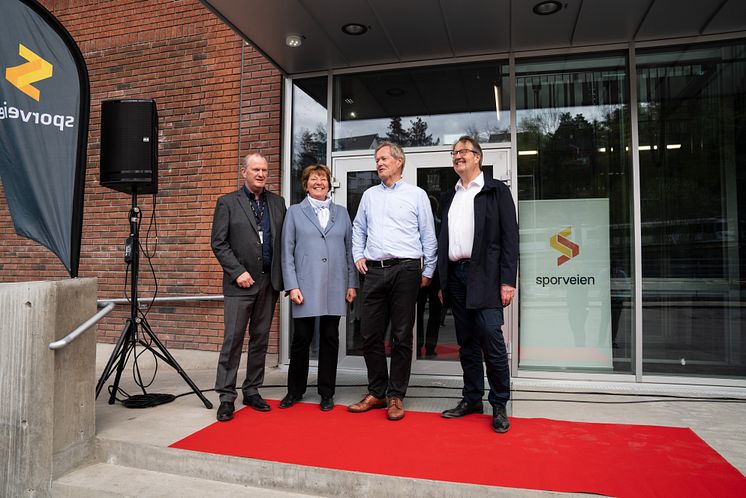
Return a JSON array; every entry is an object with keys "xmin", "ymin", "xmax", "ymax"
[{"xmin": 450, "ymin": 149, "xmax": 478, "ymax": 157}]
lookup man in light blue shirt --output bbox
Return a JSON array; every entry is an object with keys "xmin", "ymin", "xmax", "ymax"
[{"xmin": 348, "ymin": 142, "xmax": 437, "ymax": 421}]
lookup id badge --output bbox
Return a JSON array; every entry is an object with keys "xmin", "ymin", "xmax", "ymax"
[{"xmin": 258, "ymin": 229, "xmax": 264, "ymax": 244}]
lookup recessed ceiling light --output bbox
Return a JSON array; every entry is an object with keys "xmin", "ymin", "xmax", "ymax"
[
  {"xmin": 344, "ymin": 97, "xmax": 354, "ymax": 105},
  {"xmin": 533, "ymin": 1, "xmax": 562, "ymax": 16},
  {"xmin": 285, "ymin": 34, "xmax": 302, "ymax": 48},
  {"xmin": 386, "ymin": 87, "xmax": 406, "ymax": 97},
  {"xmin": 342, "ymin": 23, "xmax": 368, "ymax": 36}
]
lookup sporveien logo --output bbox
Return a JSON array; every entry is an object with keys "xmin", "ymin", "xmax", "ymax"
[
  {"xmin": 549, "ymin": 226, "xmax": 579, "ymax": 266},
  {"xmin": 5, "ymin": 43, "xmax": 53, "ymax": 101}
]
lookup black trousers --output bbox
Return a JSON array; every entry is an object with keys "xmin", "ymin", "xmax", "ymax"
[
  {"xmin": 360, "ymin": 259, "xmax": 422, "ymax": 399},
  {"xmin": 287, "ymin": 315, "xmax": 341, "ymax": 399},
  {"xmin": 417, "ymin": 270, "xmax": 442, "ymax": 356},
  {"xmin": 448, "ymin": 261, "xmax": 510, "ymax": 408}
]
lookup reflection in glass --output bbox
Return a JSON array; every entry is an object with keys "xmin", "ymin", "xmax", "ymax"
[
  {"xmin": 333, "ymin": 62, "xmax": 509, "ymax": 151},
  {"xmin": 637, "ymin": 42, "xmax": 746, "ymax": 377},
  {"xmin": 291, "ymin": 77, "xmax": 327, "ymax": 205},
  {"xmin": 414, "ymin": 166, "xmax": 492, "ymax": 362},
  {"xmin": 289, "ymin": 77, "xmax": 328, "ymax": 362},
  {"xmin": 344, "ymin": 171, "xmax": 390, "ymax": 357},
  {"xmin": 516, "ymin": 53, "xmax": 634, "ymax": 373}
]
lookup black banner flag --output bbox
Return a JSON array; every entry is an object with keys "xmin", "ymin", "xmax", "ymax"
[{"xmin": 0, "ymin": 0, "xmax": 89, "ymax": 277}]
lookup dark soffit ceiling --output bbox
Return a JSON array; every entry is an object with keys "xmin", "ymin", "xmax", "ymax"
[{"xmin": 200, "ymin": 0, "xmax": 746, "ymax": 76}]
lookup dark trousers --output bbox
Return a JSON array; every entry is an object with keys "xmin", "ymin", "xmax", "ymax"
[
  {"xmin": 287, "ymin": 315, "xmax": 341, "ymax": 399},
  {"xmin": 215, "ymin": 274, "xmax": 279, "ymax": 403},
  {"xmin": 448, "ymin": 262, "xmax": 510, "ymax": 408},
  {"xmin": 417, "ymin": 270, "xmax": 442, "ymax": 355},
  {"xmin": 360, "ymin": 260, "xmax": 422, "ymax": 399}
]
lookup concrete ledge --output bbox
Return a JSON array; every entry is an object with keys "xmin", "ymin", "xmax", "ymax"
[
  {"xmin": 52, "ymin": 462, "xmax": 303, "ymax": 498},
  {"xmin": 95, "ymin": 438, "xmax": 569, "ymax": 498},
  {"xmin": 0, "ymin": 278, "xmax": 97, "ymax": 496}
]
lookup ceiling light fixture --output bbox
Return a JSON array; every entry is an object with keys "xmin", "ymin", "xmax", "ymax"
[
  {"xmin": 285, "ymin": 34, "xmax": 303, "ymax": 48},
  {"xmin": 385, "ymin": 87, "xmax": 406, "ymax": 97},
  {"xmin": 342, "ymin": 23, "xmax": 368, "ymax": 36},
  {"xmin": 533, "ymin": 1, "xmax": 562, "ymax": 16}
]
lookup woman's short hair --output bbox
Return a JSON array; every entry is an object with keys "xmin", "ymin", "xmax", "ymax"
[{"xmin": 301, "ymin": 164, "xmax": 332, "ymax": 192}]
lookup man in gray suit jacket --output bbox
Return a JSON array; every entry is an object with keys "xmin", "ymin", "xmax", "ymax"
[{"xmin": 211, "ymin": 152, "xmax": 286, "ymax": 421}]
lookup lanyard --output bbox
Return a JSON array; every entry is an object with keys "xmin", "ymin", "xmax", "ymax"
[{"xmin": 247, "ymin": 191, "xmax": 265, "ymax": 226}]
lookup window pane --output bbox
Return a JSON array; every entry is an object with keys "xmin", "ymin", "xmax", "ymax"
[
  {"xmin": 289, "ymin": 77, "xmax": 328, "ymax": 360},
  {"xmin": 637, "ymin": 42, "xmax": 746, "ymax": 378},
  {"xmin": 333, "ymin": 62, "xmax": 509, "ymax": 151},
  {"xmin": 291, "ymin": 77, "xmax": 327, "ymax": 205},
  {"xmin": 516, "ymin": 53, "xmax": 634, "ymax": 373}
]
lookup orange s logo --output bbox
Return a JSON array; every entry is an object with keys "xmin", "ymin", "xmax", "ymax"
[
  {"xmin": 550, "ymin": 227, "xmax": 579, "ymax": 266},
  {"xmin": 5, "ymin": 44, "xmax": 53, "ymax": 101}
]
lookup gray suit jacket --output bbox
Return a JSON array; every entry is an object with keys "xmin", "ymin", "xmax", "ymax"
[
  {"xmin": 211, "ymin": 188, "xmax": 286, "ymax": 296},
  {"xmin": 282, "ymin": 198, "xmax": 358, "ymax": 318}
]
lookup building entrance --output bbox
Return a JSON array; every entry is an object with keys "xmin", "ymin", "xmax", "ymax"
[{"xmin": 332, "ymin": 146, "xmax": 514, "ymax": 375}]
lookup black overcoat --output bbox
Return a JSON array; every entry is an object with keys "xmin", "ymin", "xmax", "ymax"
[{"xmin": 437, "ymin": 176, "xmax": 519, "ymax": 309}]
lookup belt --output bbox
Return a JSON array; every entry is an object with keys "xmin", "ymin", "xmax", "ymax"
[
  {"xmin": 367, "ymin": 258, "xmax": 420, "ymax": 268},
  {"xmin": 450, "ymin": 259, "xmax": 470, "ymax": 265}
]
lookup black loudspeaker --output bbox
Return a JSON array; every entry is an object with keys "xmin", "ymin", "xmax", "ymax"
[{"xmin": 100, "ymin": 99, "xmax": 158, "ymax": 194}]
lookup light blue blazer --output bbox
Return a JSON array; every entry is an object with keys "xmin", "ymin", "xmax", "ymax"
[{"xmin": 282, "ymin": 197, "xmax": 358, "ymax": 318}]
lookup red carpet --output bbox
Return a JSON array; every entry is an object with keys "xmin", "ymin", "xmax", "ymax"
[{"xmin": 170, "ymin": 400, "xmax": 746, "ymax": 497}]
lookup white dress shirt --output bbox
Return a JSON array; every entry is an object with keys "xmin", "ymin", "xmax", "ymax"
[
  {"xmin": 448, "ymin": 171, "xmax": 484, "ymax": 262},
  {"xmin": 352, "ymin": 179, "xmax": 437, "ymax": 278}
]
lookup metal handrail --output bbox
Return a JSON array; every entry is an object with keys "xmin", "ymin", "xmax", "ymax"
[
  {"xmin": 49, "ymin": 295, "xmax": 226, "ymax": 351},
  {"xmin": 48, "ymin": 302, "xmax": 116, "ymax": 350},
  {"xmin": 96, "ymin": 294, "xmax": 224, "ymax": 306}
]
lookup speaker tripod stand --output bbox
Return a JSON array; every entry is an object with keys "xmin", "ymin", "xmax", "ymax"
[{"xmin": 95, "ymin": 191, "xmax": 213, "ymax": 409}]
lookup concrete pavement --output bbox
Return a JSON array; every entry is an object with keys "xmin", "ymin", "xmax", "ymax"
[{"xmin": 82, "ymin": 343, "xmax": 746, "ymax": 496}]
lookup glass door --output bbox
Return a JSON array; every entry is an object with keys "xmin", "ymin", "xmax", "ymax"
[{"xmin": 333, "ymin": 147, "xmax": 514, "ymax": 375}]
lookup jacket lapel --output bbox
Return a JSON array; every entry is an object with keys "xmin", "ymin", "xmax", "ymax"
[
  {"xmin": 236, "ymin": 189, "xmax": 260, "ymax": 235},
  {"xmin": 300, "ymin": 198, "xmax": 325, "ymax": 235},
  {"xmin": 324, "ymin": 203, "xmax": 338, "ymax": 235}
]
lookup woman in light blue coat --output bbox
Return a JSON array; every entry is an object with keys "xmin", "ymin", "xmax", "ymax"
[{"xmin": 280, "ymin": 164, "xmax": 358, "ymax": 411}]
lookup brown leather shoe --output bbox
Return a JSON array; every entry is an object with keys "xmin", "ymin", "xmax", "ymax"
[
  {"xmin": 348, "ymin": 393, "xmax": 386, "ymax": 413},
  {"xmin": 387, "ymin": 397, "xmax": 405, "ymax": 421}
]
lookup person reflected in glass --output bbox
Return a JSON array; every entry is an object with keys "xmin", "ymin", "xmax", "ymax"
[
  {"xmin": 280, "ymin": 165, "xmax": 358, "ymax": 411},
  {"xmin": 417, "ymin": 195, "xmax": 443, "ymax": 358}
]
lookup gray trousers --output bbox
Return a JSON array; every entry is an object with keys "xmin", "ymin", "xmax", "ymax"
[{"xmin": 215, "ymin": 274, "xmax": 279, "ymax": 403}]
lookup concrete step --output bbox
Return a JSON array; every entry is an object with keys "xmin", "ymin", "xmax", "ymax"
[
  {"xmin": 70, "ymin": 437, "xmax": 578, "ymax": 498},
  {"xmin": 52, "ymin": 462, "xmax": 312, "ymax": 497}
]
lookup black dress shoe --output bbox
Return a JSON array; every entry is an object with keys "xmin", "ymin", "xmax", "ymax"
[
  {"xmin": 243, "ymin": 394, "xmax": 271, "ymax": 412},
  {"xmin": 492, "ymin": 405, "xmax": 510, "ymax": 433},
  {"xmin": 441, "ymin": 399, "xmax": 484, "ymax": 418},
  {"xmin": 279, "ymin": 393, "xmax": 301, "ymax": 409},
  {"xmin": 216, "ymin": 401, "xmax": 234, "ymax": 422},
  {"xmin": 320, "ymin": 397, "xmax": 334, "ymax": 411}
]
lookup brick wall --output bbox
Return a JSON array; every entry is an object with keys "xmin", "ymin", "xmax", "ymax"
[{"xmin": 0, "ymin": 0, "xmax": 284, "ymax": 353}]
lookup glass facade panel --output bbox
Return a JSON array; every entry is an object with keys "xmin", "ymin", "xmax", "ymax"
[
  {"xmin": 290, "ymin": 77, "xmax": 327, "ymax": 205},
  {"xmin": 516, "ymin": 54, "xmax": 634, "ymax": 373},
  {"xmin": 344, "ymin": 171, "xmax": 389, "ymax": 358},
  {"xmin": 288, "ymin": 77, "xmax": 328, "ymax": 360},
  {"xmin": 333, "ymin": 62, "xmax": 509, "ymax": 151},
  {"xmin": 286, "ymin": 39, "xmax": 746, "ymax": 384},
  {"xmin": 637, "ymin": 42, "xmax": 746, "ymax": 377}
]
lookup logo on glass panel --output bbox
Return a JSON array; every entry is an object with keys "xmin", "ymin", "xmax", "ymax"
[{"xmin": 550, "ymin": 226, "xmax": 579, "ymax": 266}]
